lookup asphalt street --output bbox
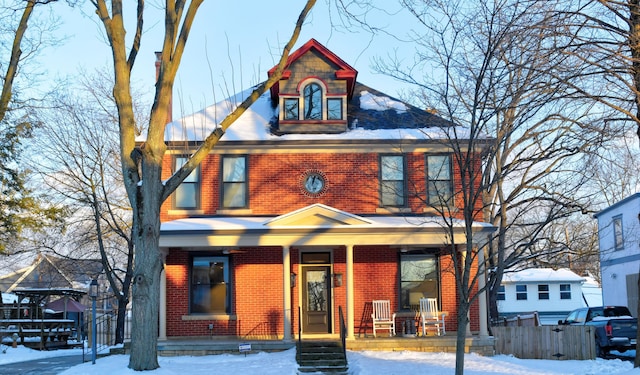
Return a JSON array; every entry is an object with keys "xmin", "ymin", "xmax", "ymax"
[{"xmin": 0, "ymin": 354, "xmax": 86, "ymax": 375}]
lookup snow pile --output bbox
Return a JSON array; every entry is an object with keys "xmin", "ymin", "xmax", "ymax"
[{"xmin": 359, "ymin": 90, "xmax": 408, "ymax": 114}]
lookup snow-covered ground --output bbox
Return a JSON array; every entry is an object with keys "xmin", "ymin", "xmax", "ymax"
[{"xmin": 0, "ymin": 344, "xmax": 638, "ymax": 374}]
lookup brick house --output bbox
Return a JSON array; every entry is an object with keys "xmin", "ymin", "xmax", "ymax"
[{"xmin": 157, "ymin": 39, "xmax": 494, "ymax": 342}]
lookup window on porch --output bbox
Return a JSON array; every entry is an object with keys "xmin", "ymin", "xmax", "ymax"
[
  {"xmin": 190, "ymin": 256, "xmax": 230, "ymax": 314},
  {"xmin": 399, "ymin": 254, "xmax": 438, "ymax": 310}
]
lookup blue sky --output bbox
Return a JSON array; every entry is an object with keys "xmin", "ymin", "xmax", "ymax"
[{"xmin": 40, "ymin": 1, "xmax": 416, "ymax": 119}]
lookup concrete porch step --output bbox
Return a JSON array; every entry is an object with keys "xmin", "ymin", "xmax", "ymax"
[{"xmin": 296, "ymin": 340, "xmax": 348, "ymax": 375}]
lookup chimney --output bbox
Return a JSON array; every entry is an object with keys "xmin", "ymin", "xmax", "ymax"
[{"xmin": 155, "ymin": 52, "xmax": 173, "ymax": 124}]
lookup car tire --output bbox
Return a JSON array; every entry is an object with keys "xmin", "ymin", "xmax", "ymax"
[{"xmin": 596, "ymin": 344, "xmax": 609, "ymax": 358}]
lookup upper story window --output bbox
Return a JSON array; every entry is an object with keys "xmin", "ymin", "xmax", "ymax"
[
  {"xmin": 560, "ymin": 284, "xmax": 571, "ymax": 300},
  {"xmin": 173, "ymin": 156, "xmax": 200, "ymax": 209},
  {"xmin": 496, "ymin": 285, "xmax": 505, "ymax": 301},
  {"xmin": 538, "ymin": 284, "xmax": 549, "ymax": 300},
  {"xmin": 280, "ymin": 79, "xmax": 345, "ymax": 123},
  {"xmin": 380, "ymin": 155, "xmax": 406, "ymax": 207},
  {"xmin": 327, "ymin": 98, "xmax": 342, "ymax": 120},
  {"xmin": 221, "ymin": 155, "xmax": 247, "ymax": 208},
  {"xmin": 613, "ymin": 215, "xmax": 624, "ymax": 250},
  {"xmin": 284, "ymin": 98, "xmax": 299, "ymax": 120},
  {"xmin": 426, "ymin": 154, "xmax": 452, "ymax": 206},
  {"xmin": 303, "ymin": 83, "xmax": 323, "ymax": 120},
  {"xmin": 516, "ymin": 284, "xmax": 527, "ymax": 300}
]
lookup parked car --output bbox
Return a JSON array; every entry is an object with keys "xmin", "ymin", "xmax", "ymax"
[{"xmin": 558, "ymin": 306, "xmax": 637, "ymax": 357}]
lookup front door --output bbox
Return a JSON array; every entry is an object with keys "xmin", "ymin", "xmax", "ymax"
[{"xmin": 302, "ymin": 266, "xmax": 331, "ymax": 333}]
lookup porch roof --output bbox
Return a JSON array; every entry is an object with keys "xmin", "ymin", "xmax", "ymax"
[{"xmin": 159, "ymin": 204, "xmax": 495, "ymax": 248}]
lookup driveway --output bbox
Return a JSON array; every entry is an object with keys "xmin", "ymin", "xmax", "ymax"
[{"xmin": 0, "ymin": 354, "xmax": 85, "ymax": 375}]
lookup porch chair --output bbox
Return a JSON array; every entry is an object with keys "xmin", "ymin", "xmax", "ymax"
[
  {"xmin": 371, "ymin": 300, "xmax": 396, "ymax": 337},
  {"xmin": 419, "ymin": 297, "xmax": 445, "ymax": 336}
]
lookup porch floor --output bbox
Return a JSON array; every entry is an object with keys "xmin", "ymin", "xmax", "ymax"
[{"xmin": 113, "ymin": 333, "xmax": 495, "ymax": 357}]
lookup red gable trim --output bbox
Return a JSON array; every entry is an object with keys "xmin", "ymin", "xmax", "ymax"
[{"xmin": 269, "ymin": 39, "xmax": 358, "ymax": 100}]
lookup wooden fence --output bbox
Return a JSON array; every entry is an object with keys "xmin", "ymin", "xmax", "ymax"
[
  {"xmin": 494, "ymin": 312, "xmax": 540, "ymax": 327},
  {"xmin": 492, "ymin": 325, "xmax": 596, "ymax": 360}
]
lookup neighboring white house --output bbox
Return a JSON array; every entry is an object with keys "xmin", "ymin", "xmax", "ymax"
[
  {"xmin": 594, "ymin": 193, "xmax": 640, "ymax": 316},
  {"xmin": 497, "ymin": 268, "xmax": 602, "ymax": 325}
]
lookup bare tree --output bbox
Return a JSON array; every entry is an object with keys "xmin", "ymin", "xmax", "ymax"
[
  {"xmin": 0, "ymin": 0, "xmax": 62, "ymax": 258},
  {"xmin": 334, "ymin": 1, "xmax": 615, "ymax": 372},
  {"xmin": 30, "ymin": 67, "xmax": 151, "ymax": 345},
  {"xmin": 552, "ymin": 2, "xmax": 640, "ymax": 366},
  {"xmin": 89, "ymin": 0, "xmax": 317, "ymax": 370}
]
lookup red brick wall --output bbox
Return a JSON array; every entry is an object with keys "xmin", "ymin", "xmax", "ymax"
[
  {"xmin": 165, "ymin": 248, "xmax": 285, "ymax": 337},
  {"xmin": 160, "ymin": 151, "xmax": 483, "ymax": 221},
  {"xmin": 165, "ymin": 245, "xmax": 480, "ymax": 338}
]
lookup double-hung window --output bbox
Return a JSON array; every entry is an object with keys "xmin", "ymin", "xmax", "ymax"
[
  {"xmin": 496, "ymin": 285, "xmax": 506, "ymax": 301},
  {"xmin": 222, "ymin": 155, "xmax": 247, "ymax": 208},
  {"xmin": 560, "ymin": 284, "xmax": 571, "ymax": 300},
  {"xmin": 380, "ymin": 155, "xmax": 406, "ymax": 207},
  {"xmin": 173, "ymin": 156, "xmax": 200, "ymax": 209},
  {"xmin": 191, "ymin": 256, "xmax": 230, "ymax": 314},
  {"xmin": 426, "ymin": 154, "xmax": 452, "ymax": 206},
  {"xmin": 538, "ymin": 284, "xmax": 549, "ymax": 300},
  {"xmin": 516, "ymin": 285, "xmax": 527, "ymax": 300},
  {"xmin": 399, "ymin": 253, "xmax": 439, "ymax": 310}
]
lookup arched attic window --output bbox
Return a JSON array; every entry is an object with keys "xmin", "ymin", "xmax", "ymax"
[{"xmin": 303, "ymin": 82, "xmax": 323, "ymax": 120}]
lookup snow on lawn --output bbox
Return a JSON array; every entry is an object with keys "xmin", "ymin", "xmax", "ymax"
[{"xmin": 1, "ymin": 344, "xmax": 639, "ymax": 375}]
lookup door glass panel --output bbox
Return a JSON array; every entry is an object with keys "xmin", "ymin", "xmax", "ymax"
[{"xmin": 306, "ymin": 270, "xmax": 327, "ymax": 312}]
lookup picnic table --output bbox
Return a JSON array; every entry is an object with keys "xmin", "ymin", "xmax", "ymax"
[{"xmin": 0, "ymin": 318, "xmax": 76, "ymax": 350}]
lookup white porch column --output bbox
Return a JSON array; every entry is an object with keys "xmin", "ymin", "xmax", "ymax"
[
  {"xmin": 346, "ymin": 244, "xmax": 355, "ymax": 340},
  {"xmin": 159, "ymin": 249, "xmax": 168, "ymax": 340},
  {"xmin": 159, "ymin": 268, "xmax": 167, "ymax": 340},
  {"xmin": 283, "ymin": 245, "xmax": 292, "ymax": 340},
  {"xmin": 477, "ymin": 245, "xmax": 489, "ymax": 337}
]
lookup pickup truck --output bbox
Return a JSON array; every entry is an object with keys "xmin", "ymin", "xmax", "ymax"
[{"xmin": 558, "ymin": 306, "xmax": 637, "ymax": 357}]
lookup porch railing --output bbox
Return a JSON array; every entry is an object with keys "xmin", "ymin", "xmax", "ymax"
[
  {"xmin": 338, "ymin": 306, "xmax": 346, "ymax": 359},
  {"xmin": 296, "ymin": 306, "xmax": 302, "ymax": 361}
]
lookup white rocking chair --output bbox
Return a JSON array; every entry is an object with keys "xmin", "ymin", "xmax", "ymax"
[
  {"xmin": 419, "ymin": 297, "xmax": 446, "ymax": 336},
  {"xmin": 371, "ymin": 300, "xmax": 396, "ymax": 337}
]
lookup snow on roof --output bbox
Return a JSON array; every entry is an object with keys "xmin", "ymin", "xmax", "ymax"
[
  {"xmin": 160, "ymin": 212, "xmax": 494, "ymax": 232},
  {"xmin": 156, "ymin": 85, "xmax": 478, "ymax": 143},
  {"xmin": 359, "ymin": 90, "xmax": 407, "ymax": 114},
  {"xmin": 2, "ymin": 292, "xmax": 17, "ymax": 304},
  {"xmin": 502, "ymin": 268, "xmax": 585, "ymax": 284}
]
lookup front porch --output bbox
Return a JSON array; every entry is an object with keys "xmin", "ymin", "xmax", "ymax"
[{"xmin": 115, "ymin": 333, "xmax": 495, "ymax": 357}]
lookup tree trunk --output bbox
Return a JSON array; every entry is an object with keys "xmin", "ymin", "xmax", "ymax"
[
  {"xmin": 115, "ymin": 294, "xmax": 128, "ymax": 344},
  {"xmin": 455, "ymin": 299, "xmax": 469, "ymax": 375},
  {"xmin": 128, "ymin": 178, "xmax": 163, "ymax": 370}
]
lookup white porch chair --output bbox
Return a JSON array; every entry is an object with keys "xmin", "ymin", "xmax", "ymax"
[
  {"xmin": 371, "ymin": 300, "xmax": 396, "ymax": 337},
  {"xmin": 419, "ymin": 297, "xmax": 445, "ymax": 336}
]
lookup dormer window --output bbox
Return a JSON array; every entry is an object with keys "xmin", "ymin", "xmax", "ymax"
[
  {"xmin": 281, "ymin": 78, "xmax": 347, "ymax": 124},
  {"xmin": 284, "ymin": 98, "xmax": 299, "ymax": 120},
  {"xmin": 327, "ymin": 98, "xmax": 342, "ymax": 120},
  {"xmin": 303, "ymin": 83, "xmax": 323, "ymax": 119}
]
